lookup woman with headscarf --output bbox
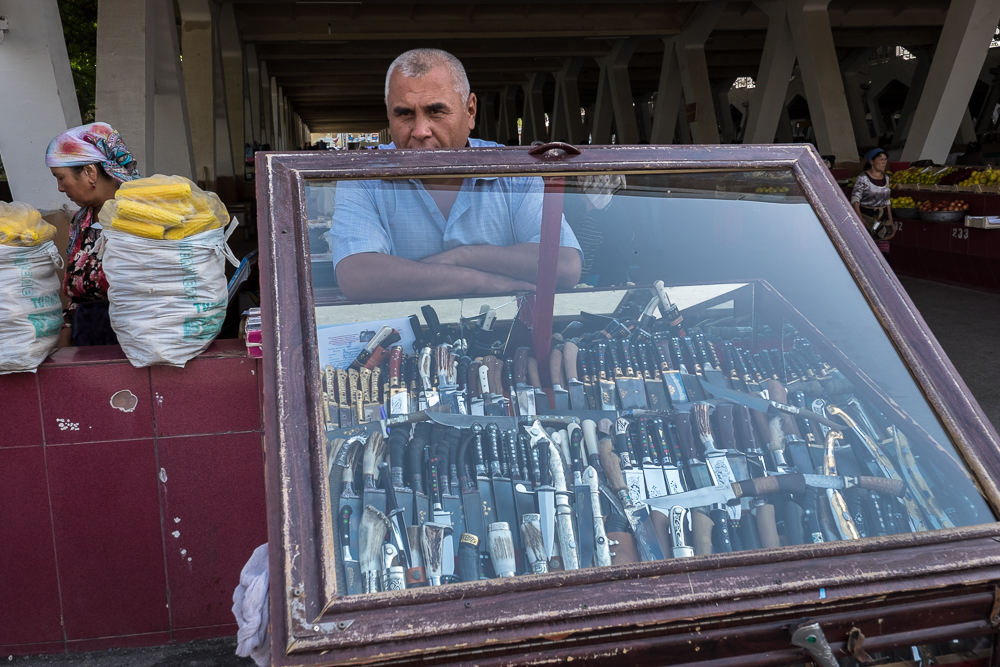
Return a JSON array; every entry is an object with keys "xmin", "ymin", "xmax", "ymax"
[
  {"xmin": 46, "ymin": 122, "xmax": 141, "ymax": 346},
  {"xmin": 850, "ymin": 147, "xmax": 895, "ymax": 256}
]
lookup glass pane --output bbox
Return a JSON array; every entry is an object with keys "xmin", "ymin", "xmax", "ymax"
[{"xmin": 304, "ymin": 169, "xmax": 993, "ymax": 598}]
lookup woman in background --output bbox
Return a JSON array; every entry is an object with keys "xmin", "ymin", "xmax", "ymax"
[
  {"xmin": 46, "ymin": 123, "xmax": 141, "ymax": 346},
  {"xmin": 850, "ymin": 147, "xmax": 895, "ymax": 257}
]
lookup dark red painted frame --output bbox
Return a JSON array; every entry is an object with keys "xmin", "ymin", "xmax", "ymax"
[{"xmin": 256, "ymin": 144, "xmax": 1000, "ymax": 667}]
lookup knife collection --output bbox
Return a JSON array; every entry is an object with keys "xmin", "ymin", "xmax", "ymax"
[{"xmin": 326, "ymin": 283, "xmax": 985, "ymax": 595}]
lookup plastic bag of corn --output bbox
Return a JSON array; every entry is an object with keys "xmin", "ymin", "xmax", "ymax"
[
  {"xmin": 0, "ymin": 203, "xmax": 64, "ymax": 373},
  {"xmin": 97, "ymin": 197, "xmax": 240, "ymax": 368},
  {"xmin": 0, "ymin": 201, "xmax": 57, "ymax": 247},
  {"xmin": 98, "ymin": 174, "xmax": 230, "ymax": 241}
]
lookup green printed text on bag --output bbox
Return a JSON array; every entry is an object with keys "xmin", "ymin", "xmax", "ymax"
[
  {"xmin": 28, "ymin": 309, "xmax": 64, "ymax": 338},
  {"xmin": 183, "ymin": 311, "xmax": 226, "ymax": 341}
]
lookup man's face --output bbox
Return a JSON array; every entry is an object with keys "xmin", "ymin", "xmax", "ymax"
[{"xmin": 386, "ymin": 65, "xmax": 476, "ymax": 149}]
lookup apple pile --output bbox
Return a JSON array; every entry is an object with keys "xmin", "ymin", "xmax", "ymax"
[{"xmin": 918, "ymin": 199, "xmax": 969, "ymax": 212}]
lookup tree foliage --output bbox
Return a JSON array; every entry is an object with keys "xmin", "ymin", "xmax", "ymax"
[{"xmin": 58, "ymin": 0, "xmax": 98, "ymax": 123}]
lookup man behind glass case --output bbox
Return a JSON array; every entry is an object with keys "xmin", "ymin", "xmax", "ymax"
[{"xmin": 330, "ymin": 48, "xmax": 582, "ymax": 301}]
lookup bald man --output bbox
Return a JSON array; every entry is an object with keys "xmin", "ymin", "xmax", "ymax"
[{"xmin": 330, "ymin": 48, "xmax": 582, "ymax": 301}]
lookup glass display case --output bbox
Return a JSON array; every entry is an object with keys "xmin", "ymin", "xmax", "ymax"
[{"xmin": 256, "ymin": 144, "xmax": 1000, "ymax": 667}]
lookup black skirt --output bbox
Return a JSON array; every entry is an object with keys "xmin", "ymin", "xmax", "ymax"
[{"xmin": 71, "ymin": 302, "xmax": 119, "ymax": 347}]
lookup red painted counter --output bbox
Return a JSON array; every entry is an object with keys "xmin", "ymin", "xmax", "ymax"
[{"xmin": 0, "ymin": 340, "xmax": 267, "ymax": 656}]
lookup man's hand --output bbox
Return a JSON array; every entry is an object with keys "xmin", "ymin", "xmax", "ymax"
[{"xmin": 420, "ymin": 243, "xmax": 581, "ymax": 288}]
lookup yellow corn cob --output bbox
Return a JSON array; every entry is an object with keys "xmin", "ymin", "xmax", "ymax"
[
  {"xmin": 111, "ymin": 217, "xmax": 166, "ymax": 239},
  {"xmin": 117, "ymin": 181, "xmax": 192, "ymax": 200},
  {"xmin": 163, "ymin": 213, "xmax": 221, "ymax": 240},
  {"xmin": 116, "ymin": 199, "xmax": 186, "ymax": 227},
  {"xmin": 115, "ymin": 194, "xmax": 195, "ymax": 218}
]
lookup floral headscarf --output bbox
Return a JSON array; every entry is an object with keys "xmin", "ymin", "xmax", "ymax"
[
  {"xmin": 45, "ymin": 122, "xmax": 141, "ymax": 184},
  {"xmin": 45, "ymin": 123, "xmax": 142, "ymax": 314}
]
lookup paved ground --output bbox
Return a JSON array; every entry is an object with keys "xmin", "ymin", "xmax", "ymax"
[
  {"xmin": 5, "ymin": 638, "xmax": 253, "ymax": 666},
  {"xmin": 8, "ymin": 275, "xmax": 999, "ymax": 667},
  {"xmin": 897, "ymin": 275, "xmax": 1000, "ymax": 432}
]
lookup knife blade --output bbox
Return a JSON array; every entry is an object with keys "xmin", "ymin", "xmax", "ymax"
[
  {"xmin": 644, "ymin": 473, "xmax": 904, "ymax": 512},
  {"xmin": 618, "ymin": 339, "xmax": 647, "ymax": 410},
  {"xmin": 471, "ymin": 423, "xmax": 499, "ymax": 551},
  {"xmin": 547, "ymin": 436, "xmax": 580, "ymax": 571},
  {"xmin": 571, "ymin": 422, "xmax": 596, "ymax": 568},
  {"xmin": 404, "ymin": 354, "xmax": 420, "ymax": 414},
  {"xmin": 427, "ymin": 455, "xmax": 456, "ymax": 582},
  {"xmin": 388, "ymin": 346, "xmax": 409, "ymax": 417},
  {"xmin": 549, "ymin": 346, "xmax": 570, "ymax": 411},
  {"xmin": 339, "ymin": 505, "xmax": 363, "ymax": 595},
  {"xmin": 636, "ymin": 419, "xmax": 667, "ymax": 499},
  {"xmin": 636, "ymin": 342, "xmax": 669, "ymax": 411},
  {"xmin": 361, "ymin": 431, "xmax": 387, "ymax": 515},
  {"xmin": 692, "ymin": 403, "xmax": 739, "ymax": 487},
  {"xmin": 648, "ymin": 416, "xmax": 686, "ymax": 495},
  {"xmin": 380, "ymin": 462, "xmax": 414, "ymax": 572},
  {"xmin": 698, "ymin": 378, "xmax": 851, "ymax": 430},
  {"xmin": 562, "ymin": 341, "xmax": 587, "ymax": 410},
  {"xmin": 407, "ymin": 423, "xmax": 431, "ymax": 529},
  {"xmin": 483, "ymin": 355, "xmax": 507, "ymax": 416},
  {"xmin": 456, "ymin": 430, "xmax": 487, "ymax": 579},
  {"xmin": 596, "ymin": 421, "xmax": 665, "ymax": 562},
  {"xmin": 673, "ymin": 410, "xmax": 714, "ymax": 490},
  {"xmin": 582, "ymin": 466, "xmax": 611, "ymax": 567},
  {"xmin": 594, "ymin": 342, "xmax": 618, "ymax": 411},
  {"xmin": 512, "ymin": 348, "xmax": 536, "ymax": 416},
  {"xmin": 653, "ymin": 337, "xmax": 688, "ymax": 404},
  {"xmin": 525, "ymin": 422, "xmax": 557, "ymax": 566},
  {"xmin": 418, "ymin": 346, "xmax": 439, "ymax": 409},
  {"xmin": 695, "ymin": 334, "xmax": 728, "ymax": 387},
  {"xmin": 526, "ymin": 355, "xmax": 550, "ymax": 412}
]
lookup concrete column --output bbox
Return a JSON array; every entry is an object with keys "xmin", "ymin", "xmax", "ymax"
[
  {"xmin": 714, "ymin": 79, "xmax": 737, "ymax": 143},
  {"xmin": 0, "ymin": 0, "xmax": 81, "ymax": 209},
  {"xmin": 957, "ymin": 107, "xmax": 978, "ymax": 146},
  {"xmin": 96, "ymin": 0, "xmax": 155, "ymax": 174},
  {"xmin": 599, "ymin": 39, "xmax": 641, "ymax": 144},
  {"xmin": 745, "ymin": 0, "xmax": 796, "ymax": 144},
  {"xmin": 219, "ymin": 3, "xmax": 244, "ymax": 182},
  {"xmin": 840, "ymin": 48, "xmax": 877, "ymax": 151},
  {"xmin": 178, "ymin": 0, "xmax": 216, "ymax": 187},
  {"xmin": 497, "ymin": 85, "xmax": 519, "ymax": 145},
  {"xmin": 975, "ymin": 69, "xmax": 1000, "ymax": 134},
  {"xmin": 246, "ymin": 45, "xmax": 261, "ymax": 145},
  {"xmin": 151, "ymin": 0, "xmax": 195, "ymax": 179},
  {"xmin": 786, "ymin": 0, "xmax": 858, "ymax": 161},
  {"xmin": 269, "ymin": 75, "xmax": 279, "ymax": 149},
  {"xmin": 550, "ymin": 57, "xmax": 584, "ymax": 144},
  {"xmin": 675, "ymin": 2, "xmax": 726, "ymax": 144},
  {"xmin": 261, "ymin": 62, "xmax": 273, "ymax": 147},
  {"xmin": 637, "ymin": 92, "xmax": 654, "ymax": 143},
  {"xmin": 591, "ymin": 60, "xmax": 615, "ymax": 144},
  {"xmin": 893, "ymin": 46, "xmax": 933, "ymax": 146},
  {"xmin": 213, "ymin": 24, "xmax": 234, "ymax": 185},
  {"xmin": 902, "ymin": 0, "xmax": 1000, "ymax": 162},
  {"xmin": 521, "ymin": 72, "xmax": 548, "ymax": 144},
  {"xmin": 772, "ymin": 104, "xmax": 791, "ymax": 143},
  {"xmin": 650, "ymin": 39, "xmax": 684, "ymax": 143},
  {"xmin": 478, "ymin": 91, "xmax": 498, "ymax": 142}
]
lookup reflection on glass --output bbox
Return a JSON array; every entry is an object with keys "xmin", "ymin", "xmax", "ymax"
[{"xmin": 305, "ymin": 171, "xmax": 994, "ymax": 598}]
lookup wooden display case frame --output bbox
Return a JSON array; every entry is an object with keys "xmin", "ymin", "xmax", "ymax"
[{"xmin": 256, "ymin": 143, "xmax": 1000, "ymax": 667}]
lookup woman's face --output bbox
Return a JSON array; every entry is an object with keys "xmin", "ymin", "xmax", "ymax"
[
  {"xmin": 51, "ymin": 165, "xmax": 101, "ymax": 209},
  {"xmin": 872, "ymin": 154, "xmax": 888, "ymax": 172}
]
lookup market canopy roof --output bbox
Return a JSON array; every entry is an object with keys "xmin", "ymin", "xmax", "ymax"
[{"xmin": 230, "ymin": 0, "xmax": 949, "ymax": 133}]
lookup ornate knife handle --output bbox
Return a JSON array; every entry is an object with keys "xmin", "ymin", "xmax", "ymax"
[
  {"xmin": 418, "ymin": 346, "xmax": 433, "ymax": 389},
  {"xmin": 486, "ymin": 423, "xmax": 502, "ymax": 477},
  {"xmin": 669, "ymin": 505, "xmax": 694, "ymax": 558}
]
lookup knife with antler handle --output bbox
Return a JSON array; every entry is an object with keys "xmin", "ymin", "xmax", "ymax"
[{"xmin": 548, "ymin": 437, "xmax": 580, "ymax": 571}]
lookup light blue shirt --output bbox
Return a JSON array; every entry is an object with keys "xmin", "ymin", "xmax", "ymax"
[{"xmin": 329, "ymin": 138, "xmax": 581, "ymax": 270}]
